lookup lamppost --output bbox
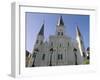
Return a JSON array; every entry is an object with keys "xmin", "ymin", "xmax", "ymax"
[
  {"xmin": 86, "ymin": 47, "xmax": 90, "ymax": 64},
  {"xmin": 32, "ymin": 48, "xmax": 39, "ymax": 67},
  {"xmin": 73, "ymin": 48, "xmax": 77, "ymax": 65},
  {"xmin": 49, "ymin": 48, "xmax": 54, "ymax": 66}
]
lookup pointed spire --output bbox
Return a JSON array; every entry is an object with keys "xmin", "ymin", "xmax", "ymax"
[
  {"xmin": 38, "ymin": 23, "xmax": 44, "ymax": 36},
  {"xmin": 57, "ymin": 16, "xmax": 64, "ymax": 26},
  {"xmin": 76, "ymin": 25, "xmax": 81, "ymax": 37},
  {"xmin": 76, "ymin": 25, "xmax": 86, "ymax": 58}
]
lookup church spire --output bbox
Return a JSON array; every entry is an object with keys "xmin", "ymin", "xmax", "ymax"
[
  {"xmin": 76, "ymin": 25, "xmax": 86, "ymax": 60},
  {"xmin": 57, "ymin": 16, "xmax": 64, "ymax": 26},
  {"xmin": 38, "ymin": 23, "xmax": 44, "ymax": 36},
  {"xmin": 56, "ymin": 16, "xmax": 65, "ymax": 36},
  {"xmin": 76, "ymin": 25, "xmax": 82, "ymax": 37}
]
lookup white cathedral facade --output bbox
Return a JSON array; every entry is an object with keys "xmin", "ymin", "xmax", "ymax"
[{"xmin": 26, "ymin": 16, "xmax": 88, "ymax": 67}]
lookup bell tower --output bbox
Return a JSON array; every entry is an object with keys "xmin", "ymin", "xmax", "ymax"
[{"xmin": 56, "ymin": 16, "xmax": 65, "ymax": 36}]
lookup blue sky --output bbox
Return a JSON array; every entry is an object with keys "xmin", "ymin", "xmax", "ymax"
[{"xmin": 26, "ymin": 12, "xmax": 89, "ymax": 53}]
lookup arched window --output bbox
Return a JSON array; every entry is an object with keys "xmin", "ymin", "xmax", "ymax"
[
  {"xmin": 58, "ymin": 32, "xmax": 60, "ymax": 35},
  {"xmin": 58, "ymin": 54, "xmax": 63, "ymax": 60},
  {"xmin": 42, "ymin": 54, "xmax": 45, "ymax": 60},
  {"xmin": 61, "ymin": 32, "xmax": 63, "ymax": 35},
  {"xmin": 60, "ymin": 44, "xmax": 61, "ymax": 47},
  {"xmin": 61, "ymin": 54, "xmax": 63, "ymax": 60},
  {"xmin": 51, "ymin": 42, "xmax": 53, "ymax": 46},
  {"xmin": 68, "ymin": 42, "xmax": 69, "ymax": 46},
  {"xmin": 40, "ymin": 41, "xmax": 43, "ymax": 45}
]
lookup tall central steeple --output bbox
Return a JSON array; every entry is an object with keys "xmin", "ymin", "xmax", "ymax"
[
  {"xmin": 57, "ymin": 16, "xmax": 64, "ymax": 26},
  {"xmin": 56, "ymin": 16, "xmax": 65, "ymax": 36}
]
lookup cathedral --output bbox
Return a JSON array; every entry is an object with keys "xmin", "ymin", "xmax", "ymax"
[{"xmin": 26, "ymin": 16, "xmax": 89, "ymax": 67}]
